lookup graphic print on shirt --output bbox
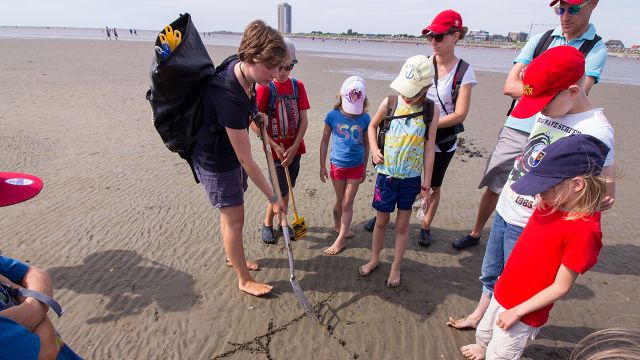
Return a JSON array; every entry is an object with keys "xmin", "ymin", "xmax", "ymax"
[
  {"xmin": 376, "ymin": 101, "xmax": 427, "ymax": 179},
  {"xmin": 336, "ymin": 123, "xmax": 364, "ymax": 144},
  {"xmin": 510, "ymin": 132, "xmax": 551, "ymax": 182},
  {"xmin": 270, "ymin": 95, "xmax": 300, "ymax": 141}
]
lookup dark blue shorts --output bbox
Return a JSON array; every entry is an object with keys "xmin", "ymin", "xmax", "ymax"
[
  {"xmin": 372, "ymin": 174, "xmax": 421, "ymax": 213},
  {"xmin": 195, "ymin": 165, "xmax": 248, "ymax": 208},
  {"xmin": 274, "ymin": 155, "xmax": 301, "ymax": 198}
]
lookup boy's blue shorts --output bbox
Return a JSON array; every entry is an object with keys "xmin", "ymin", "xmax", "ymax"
[{"xmin": 372, "ymin": 174, "xmax": 421, "ymax": 213}]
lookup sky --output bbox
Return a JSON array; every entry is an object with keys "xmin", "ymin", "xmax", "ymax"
[{"xmin": 2, "ymin": 0, "xmax": 637, "ymax": 46}]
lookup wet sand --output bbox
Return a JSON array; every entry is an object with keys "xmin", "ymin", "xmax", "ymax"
[{"xmin": 1, "ymin": 38, "xmax": 639, "ymax": 359}]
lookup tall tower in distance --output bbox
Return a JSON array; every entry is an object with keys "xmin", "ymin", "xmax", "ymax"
[{"xmin": 278, "ymin": 3, "xmax": 292, "ymax": 34}]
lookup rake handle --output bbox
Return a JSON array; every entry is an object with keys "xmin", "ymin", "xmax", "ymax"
[{"xmin": 283, "ymin": 167, "xmax": 301, "ymax": 221}]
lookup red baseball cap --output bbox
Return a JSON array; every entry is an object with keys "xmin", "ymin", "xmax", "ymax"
[
  {"xmin": 0, "ymin": 172, "xmax": 43, "ymax": 207},
  {"xmin": 549, "ymin": 0, "xmax": 583, "ymax": 6},
  {"xmin": 511, "ymin": 46, "xmax": 585, "ymax": 119},
  {"xmin": 422, "ymin": 9, "xmax": 463, "ymax": 35}
]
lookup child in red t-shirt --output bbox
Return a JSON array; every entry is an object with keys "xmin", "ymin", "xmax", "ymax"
[
  {"xmin": 460, "ymin": 134, "xmax": 611, "ymax": 360},
  {"xmin": 252, "ymin": 38, "xmax": 310, "ymax": 244}
]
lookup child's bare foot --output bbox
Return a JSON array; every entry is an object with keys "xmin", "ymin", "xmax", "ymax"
[
  {"xmin": 225, "ymin": 258, "xmax": 260, "ymax": 271},
  {"xmin": 239, "ymin": 279, "xmax": 273, "ymax": 297},
  {"xmin": 358, "ymin": 262, "xmax": 378, "ymax": 277},
  {"xmin": 324, "ymin": 240, "xmax": 345, "ymax": 255},
  {"xmin": 446, "ymin": 315, "xmax": 481, "ymax": 329},
  {"xmin": 385, "ymin": 269, "xmax": 401, "ymax": 288},
  {"xmin": 460, "ymin": 343, "xmax": 486, "ymax": 360},
  {"xmin": 334, "ymin": 227, "xmax": 355, "ymax": 238}
]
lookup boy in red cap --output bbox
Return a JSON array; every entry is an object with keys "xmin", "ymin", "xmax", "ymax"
[{"xmin": 453, "ymin": 45, "xmax": 616, "ymax": 358}]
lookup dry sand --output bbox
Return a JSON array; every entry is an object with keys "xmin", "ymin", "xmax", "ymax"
[{"xmin": 1, "ymin": 38, "xmax": 639, "ymax": 359}]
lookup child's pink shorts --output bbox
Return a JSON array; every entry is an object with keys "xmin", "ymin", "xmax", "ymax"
[{"xmin": 330, "ymin": 163, "xmax": 365, "ymax": 180}]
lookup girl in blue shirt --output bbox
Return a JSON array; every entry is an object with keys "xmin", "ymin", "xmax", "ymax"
[{"xmin": 319, "ymin": 76, "xmax": 371, "ymax": 255}]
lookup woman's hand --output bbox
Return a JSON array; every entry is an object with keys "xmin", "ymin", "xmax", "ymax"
[
  {"xmin": 271, "ymin": 199, "xmax": 287, "ymax": 215},
  {"xmin": 420, "ymin": 187, "xmax": 431, "ymax": 211}
]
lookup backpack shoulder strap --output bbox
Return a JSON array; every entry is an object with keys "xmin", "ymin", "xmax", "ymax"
[
  {"xmin": 579, "ymin": 34, "xmax": 602, "ymax": 56},
  {"xmin": 291, "ymin": 78, "xmax": 299, "ymax": 99},
  {"xmin": 422, "ymin": 99, "xmax": 434, "ymax": 140},
  {"xmin": 533, "ymin": 29, "xmax": 555, "ymax": 59},
  {"xmin": 267, "ymin": 81, "xmax": 277, "ymax": 113},
  {"xmin": 432, "ymin": 56, "xmax": 439, "ymax": 85},
  {"xmin": 451, "ymin": 59, "xmax": 470, "ymax": 110},
  {"xmin": 386, "ymin": 95, "xmax": 398, "ymax": 118}
]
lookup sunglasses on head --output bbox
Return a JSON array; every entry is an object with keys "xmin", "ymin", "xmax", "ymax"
[
  {"xmin": 554, "ymin": 0, "xmax": 591, "ymax": 16},
  {"xmin": 278, "ymin": 63, "xmax": 295, "ymax": 72},
  {"xmin": 425, "ymin": 31, "xmax": 454, "ymax": 43}
]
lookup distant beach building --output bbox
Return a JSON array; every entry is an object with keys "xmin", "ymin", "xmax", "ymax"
[
  {"xmin": 605, "ymin": 39, "xmax": 625, "ymax": 49},
  {"xmin": 278, "ymin": 3, "xmax": 292, "ymax": 34},
  {"xmin": 468, "ymin": 30, "xmax": 490, "ymax": 41},
  {"xmin": 508, "ymin": 32, "xmax": 528, "ymax": 42}
]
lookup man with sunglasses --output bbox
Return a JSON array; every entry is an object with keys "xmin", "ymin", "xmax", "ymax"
[{"xmin": 452, "ymin": 0, "xmax": 607, "ymax": 252}]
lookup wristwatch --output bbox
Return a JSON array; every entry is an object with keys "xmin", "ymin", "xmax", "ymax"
[
  {"xmin": 421, "ymin": 185, "xmax": 430, "ymax": 192},
  {"xmin": 268, "ymin": 194, "xmax": 278, "ymax": 204}
]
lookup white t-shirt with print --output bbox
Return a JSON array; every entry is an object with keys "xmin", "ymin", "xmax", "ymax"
[
  {"xmin": 427, "ymin": 60, "xmax": 477, "ymax": 152},
  {"xmin": 496, "ymin": 108, "xmax": 614, "ymax": 228}
]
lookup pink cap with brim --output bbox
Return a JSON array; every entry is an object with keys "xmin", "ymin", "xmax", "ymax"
[
  {"xmin": 549, "ymin": 0, "xmax": 583, "ymax": 6},
  {"xmin": 0, "ymin": 172, "xmax": 43, "ymax": 207},
  {"xmin": 340, "ymin": 76, "xmax": 366, "ymax": 115}
]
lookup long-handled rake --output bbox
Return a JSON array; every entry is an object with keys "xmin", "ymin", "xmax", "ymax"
[{"xmin": 256, "ymin": 116, "xmax": 318, "ymax": 322}]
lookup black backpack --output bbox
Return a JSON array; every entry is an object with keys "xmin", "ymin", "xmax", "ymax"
[
  {"xmin": 376, "ymin": 96, "xmax": 434, "ymax": 155},
  {"xmin": 146, "ymin": 13, "xmax": 251, "ymax": 183},
  {"xmin": 432, "ymin": 57, "xmax": 470, "ymax": 145},
  {"xmin": 506, "ymin": 29, "xmax": 602, "ymax": 116}
]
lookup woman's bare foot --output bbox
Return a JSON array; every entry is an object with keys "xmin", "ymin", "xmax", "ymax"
[
  {"xmin": 385, "ymin": 269, "xmax": 401, "ymax": 288},
  {"xmin": 238, "ymin": 279, "xmax": 273, "ymax": 297},
  {"xmin": 358, "ymin": 262, "xmax": 378, "ymax": 277},
  {"xmin": 324, "ymin": 239, "xmax": 345, "ymax": 255},
  {"xmin": 225, "ymin": 258, "xmax": 260, "ymax": 271},
  {"xmin": 446, "ymin": 315, "xmax": 481, "ymax": 329},
  {"xmin": 334, "ymin": 227, "xmax": 355, "ymax": 238},
  {"xmin": 460, "ymin": 343, "xmax": 486, "ymax": 360}
]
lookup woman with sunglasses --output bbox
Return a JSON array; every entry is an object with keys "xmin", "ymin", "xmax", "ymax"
[{"xmin": 418, "ymin": 9, "xmax": 477, "ymax": 247}]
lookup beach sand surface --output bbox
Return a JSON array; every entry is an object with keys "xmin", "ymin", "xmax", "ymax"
[{"xmin": 1, "ymin": 39, "xmax": 639, "ymax": 359}]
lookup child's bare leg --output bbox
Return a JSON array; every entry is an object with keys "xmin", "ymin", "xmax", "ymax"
[
  {"xmin": 33, "ymin": 316, "xmax": 59, "ymax": 360},
  {"xmin": 447, "ymin": 292, "xmax": 491, "ymax": 330},
  {"xmin": 387, "ymin": 209, "xmax": 411, "ymax": 286},
  {"xmin": 330, "ymin": 178, "xmax": 354, "ymax": 238},
  {"xmin": 326, "ymin": 180, "xmax": 360, "ymax": 255},
  {"xmin": 264, "ymin": 203, "xmax": 276, "ymax": 227},
  {"xmin": 421, "ymin": 186, "xmax": 441, "ymax": 230},
  {"xmin": 220, "ymin": 205, "xmax": 272, "ymax": 296},
  {"xmin": 460, "ymin": 296, "xmax": 498, "ymax": 360},
  {"xmin": 359, "ymin": 211, "xmax": 390, "ymax": 275}
]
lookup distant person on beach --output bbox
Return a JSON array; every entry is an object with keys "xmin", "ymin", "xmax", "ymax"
[
  {"xmin": 133, "ymin": 28, "xmax": 137, "ymax": 36},
  {"xmin": 113, "ymin": 28, "xmax": 118, "ymax": 40},
  {"xmin": 319, "ymin": 76, "xmax": 370, "ymax": 255},
  {"xmin": 359, "ymin": 55, "xmax": 438, "ymax": 287},
  {"xmin": 453, "ymin": 0, "xmax": 608, "ymax": 253},
  {"xmin": 129, "ymin": 28, "xmax": 132, "ymax": 35},
  {"xmin": 363, "ymin": 10, "xmax": 476, "ymax": 248},
  {"xmin": 459, "ymin": 134, "xmax": 611, "ymax": 360},
  {"xmin": 105, "ymin": 26, "xmax": 111, "ymax": 40},
  {"xmin": 448, "ymin": 46, "xmax": 616, "ymax": 337},
  {"xmin": 253, "ymin": 37, "xmax": 310, "ymax": 244},
  {"xmin": 0, "ymin": 172, "xmax": 81, "ymax": 359},
  {"xmin": 192, "ymin": 20, "xmax": 288, "ymax": 297}
]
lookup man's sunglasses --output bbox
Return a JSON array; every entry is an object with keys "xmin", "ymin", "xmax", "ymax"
[
  {"xmin": 554, "ymin": 0, "xmax": 591, "ymax": 16},
  {"xmin": 278, "ymin": 63, "xmax": 295, "ymax": 72},
  {"xmin": 425, "ymin": 31, "xmax": 454, "ymax": 43}
]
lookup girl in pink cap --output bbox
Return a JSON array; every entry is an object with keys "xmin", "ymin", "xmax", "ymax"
[{"xmin": 319, "ymin": 76, "xmax": 371, "ymax": 255}]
